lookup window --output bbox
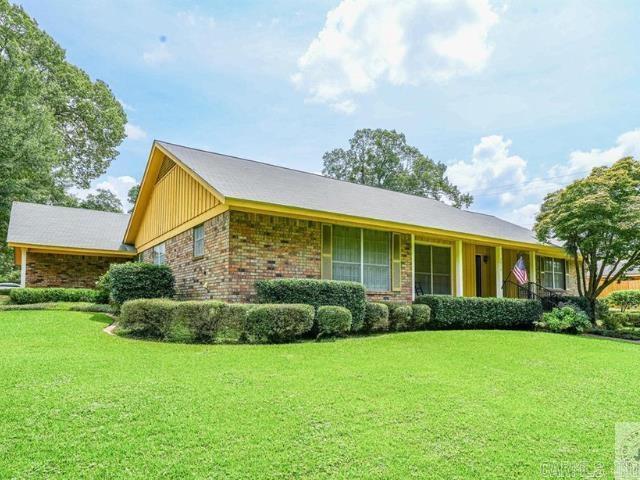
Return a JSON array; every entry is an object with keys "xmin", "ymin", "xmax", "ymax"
[
  {"xmin": 329, "ymin": 225, "xmax": 393, "ymax": 292},
  {"xmin": 152, "ymin": 243, "xmax": 166, "ymax": 265},
  {"xmin": 414, "ymin": 244, "xmax": 452, "ymax": 295},
  {"xmin": 363, "ymin": 229, "xmax": 390, "ymax": 292},
  {"xmin": 540, "ymin": 257, "xmax": 565, "ymax": 290},
  {"xmin": 193, "ymin": 224, "xmax": 205, "ymax": 257},
  {"xmin": 332, "ymin": 226, "xmax": 361, "ymax": 283}
]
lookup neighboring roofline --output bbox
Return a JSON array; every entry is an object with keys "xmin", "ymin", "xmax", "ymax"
[
  {"xmin": 224, "ymin": 198, "xmax": 568, "ymax": 257},
  {"xmin": 9, "ymin": 242, "xmax": 137, "ymax": 258},
  {"xmin": 123, "ymin": 141, "xmax": 225, "ymax": 244}
]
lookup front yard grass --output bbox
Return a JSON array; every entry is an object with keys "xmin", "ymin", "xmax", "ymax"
[{"xmin": 1, "ymin": 310, "xmax": 639, "ymax": 479}]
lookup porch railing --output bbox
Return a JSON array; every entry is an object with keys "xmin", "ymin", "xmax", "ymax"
[{"xmin": 502, "ymin": 280, "xmax": 564, "ymax": 310}]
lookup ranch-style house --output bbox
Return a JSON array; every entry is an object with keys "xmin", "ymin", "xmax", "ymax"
[{"xmin": 7, "ymin": 140, "xmax": 578, "ymax": 302}]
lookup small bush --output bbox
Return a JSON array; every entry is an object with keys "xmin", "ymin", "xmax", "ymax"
[
  {"xmin": 383, "ymin": 303, "xmax": 413, "ymax": 331},
  {"xmin": 316, "ymin": 306, "xmax": 352, "ymax": 339},
  {"xmin": 536, "ymin": 305, "xmax": 592, "ymax": 334},
  {"xmin": 606, "ymin": 290, "xmax": 640, "ymax": 312},
  {"xmin": 245, "ymin": 304, "xmax": 314, "ymax": 343},
  {"xmin": 255, "ymin": 279, "xmax": 366, "ymax": 331},
  {"xmin": 601, "ymin": 312, "xmax": 623, "ymax": 331},
  {"xmin": 119, "ymin": 299, "xmax": 177, "ymax": 339},
  {"xmin": 69, "ymin": 303, "xmax": 116, "ymax": 314},
  {"xmin": 108, "ymin": 262, "xmax": 175, "ymax": 307},
  {"xmin": 557, "ymin": 295, "xmax": 608, "ymax": 321},
  {"xmin": 411, "ymin": 304, "xmax": 431, "ymax": 330},
  {"xmin": 173, "ymin": 301, "xmax": 224, "ymax": 343},
  {"xmin": 415, "ymin": 295, "xmax": 542, "ymax": 330},
  {"xmin": 9, "ymin": 288, "xmax": 105, "ymax": 305},
  {"xmin": 212, "ymin": 303, "xmax": 254, "ymax": 343},
  {"xmin": 363, "ymin": 303, "xmax": 389, "ymax": 332}
]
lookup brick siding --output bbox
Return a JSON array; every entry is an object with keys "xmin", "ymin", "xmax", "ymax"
[{"xmin": 25, "ymin": 252, "xmax": 127, "ymax": 288}]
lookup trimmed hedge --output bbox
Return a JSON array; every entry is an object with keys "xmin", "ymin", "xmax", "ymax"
[
  {"xmin": 383, "ymin": 302, "xmax": 413, "ymax": 331},
  {"xmin": 316, "ymin": 306, "xmax": 352, "ymax": 338},
  {"xmin": 107, "ymin": 262, "xmax": 175, "ymax": 306},
  {"xmin": 9, "ymin": 287, "xmax": 106, "ymax": 305},
  {"xmin": 255, "ymin": 279, "xmax": 366, "ymax": 331},
  {"xmin": 415, "ymin": 295, "xmax": 543, "ymax": 329},
  {"xmin": 119, "ymin": 299, "xmax": 177, "ymax": 339},
  {"xmin": 245, "ymin": 304, "xmax": 314, "ymax": 343},
  {"xmin": 363, "ymin": 303, "xmax": 389, "ymax": 332},
  {"xmin": 411, "ymin": 304, "xmax": 431, "ymax": 330},
  {"xmin": 212, "ymin": 303, "xmax": 254, "ymax": 343},
  {"xmin": 173, "ymin": 300, "xmax": 224, "ymax": 343}
]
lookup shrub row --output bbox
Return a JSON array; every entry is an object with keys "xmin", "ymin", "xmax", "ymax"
[
  {"xmin": 9, "ymin": 288, "xmax": 107, "ymax": 305},
  {"xmin": 119, "ymin": 300, "xmax": 322, "ymax": 344},
  {"xmin": 255, "ymin": 279, "xmax": 366, "ymax": 331},
  {"xmin": 415, "ymin": 295, "xmax": 542, "ymax": 329}
]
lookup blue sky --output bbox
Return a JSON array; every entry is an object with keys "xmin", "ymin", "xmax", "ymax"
[{"xmin": 19, "ymin": 0, "xmax": 640, "ymax": 227}]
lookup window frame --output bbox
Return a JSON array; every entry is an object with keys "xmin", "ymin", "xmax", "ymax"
[
  {"xmin": 152, "ymin": 242, "xmax": 166, "ymax": 265},
  {"xmin": 193, "ymin": 224, "xmax": 205, "ymax": 258},
  {"xmin": 324, "ymin": 224, "xmax": 395, "ymax": 292},
  {"xmin": 539, "ymin": 256, "xmax": 566, "ymax": 290},
  {"xmin": 414, "ymin": 242, "xmax": 453, "ymax": 295}
]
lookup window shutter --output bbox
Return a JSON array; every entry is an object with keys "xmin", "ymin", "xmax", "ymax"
[
  {"xmin": 321, "ymin": 224, "xmax": 332, "ymax": 280},
  {"xmin": 392, "ymin": 233, "xmax": 401, "ymax": 291}
]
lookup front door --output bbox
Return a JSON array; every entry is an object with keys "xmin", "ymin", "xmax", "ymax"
[{"xmin": 475, "ymin": 255, "xmax": 483, "ymax": 297}]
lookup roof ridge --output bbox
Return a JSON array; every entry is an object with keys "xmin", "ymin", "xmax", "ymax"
[
  {"xmin": 13, "ymin": 201, "xmax": 131, "ymax": 218},
  {"xmin": 156, "ymin": 140, "xmax": 519, "ymax": 226}
]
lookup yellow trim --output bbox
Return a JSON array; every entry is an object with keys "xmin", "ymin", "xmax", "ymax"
[
  {"xmin": 226, "ymin": 198, "xmax": 568, "ymax": 257},
  {"xmin": 135, "ymin": 204, "xmax": 228, "ymax": 252},
  {"xmin": 124, "ymin": 142, "xmax": 225, "ymax": 244},
  {"xmin": 7, "ymin": 242, "xmax": 136, "ymax": 258}
]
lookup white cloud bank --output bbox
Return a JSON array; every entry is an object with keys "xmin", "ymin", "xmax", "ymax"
[
  {"xmin": 292, "ymin": 0, "xmax": 499, "ymax": 113},
  {"xmin": 448, "ymin": 129, "xmax": 640, "ymax": 227}
]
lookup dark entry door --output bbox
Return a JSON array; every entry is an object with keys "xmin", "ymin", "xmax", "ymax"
[{"xmin": 475, "ymin": 255, "xmax": 482, "ymax": 297}]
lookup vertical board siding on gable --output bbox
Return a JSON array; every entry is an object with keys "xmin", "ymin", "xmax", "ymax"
[{"xmin": 136, "ymin": 164, "xmax": 221, "ymax": 248}]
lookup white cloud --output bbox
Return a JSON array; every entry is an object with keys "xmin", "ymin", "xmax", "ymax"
[
  {"xmin": 68, "ymin": 176, "xmax": 138, "ymax": 211},
  {"xmin": 447, "ymin": 135, "xmax": 526, "ymax": 205},
  {"xmin": 550, "ymin": 128, "xmax": 640, "ymax": 177},
  {"xmin": 117, "ymin": 98, "xmax": 135, "ymax": 112},
  {"xmin": 125, "ymin": 123, "xmax": 147, "ymax": 141},
  {"xmin": 448, "ymin": 129, "xmax": 640, "ymax": 228},
  {"xmin": 293, "ymin": 0, "xmax": 499, "ymax": 112}
]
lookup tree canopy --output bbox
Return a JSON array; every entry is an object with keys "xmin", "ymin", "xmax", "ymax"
[
  {"xmin": 127, "ymin": 184, "xmax": 140, "ymax": 213},
  {"xmin": 0, "ymin": 0, "xmax": 126, "ymax": 273},
  {"xmin": 79, "ymin": 189, "xmax": 123, "ymax": 213},
  {"xmin": 322, "ymin": 129, "xmax": 473, "ymax": 208},
  {"xmin": 535, "ymin": 157, "xmax": 640, "ymax": 317}
]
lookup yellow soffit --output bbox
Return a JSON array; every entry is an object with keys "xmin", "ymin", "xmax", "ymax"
[
  {"xmin": 8, "ymin": 242, "xmax": 137, "ymax": 258},
  {"xmin": 124, "ymin": 141, "xmax": 225, "ymax": 244},
  {"xmin": 225, "ymin": 198, "xmax": 569, "ymax": 257}
]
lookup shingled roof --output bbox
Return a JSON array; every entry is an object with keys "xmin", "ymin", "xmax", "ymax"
[
  {"xmin": 158, "ymin": 141, "xmax": 545, "ymax": 246},
  {"xmin": 7, "ymin": 202, "xmax": 135, "ymax": 253}
]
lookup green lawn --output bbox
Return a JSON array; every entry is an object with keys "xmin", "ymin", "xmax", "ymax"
[{"xmin": 1, "ymin": 311, "xmax": 639, "ymax": 479}]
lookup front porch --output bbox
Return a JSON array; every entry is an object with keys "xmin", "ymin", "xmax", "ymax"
[{"xmin": 411, "ymin": 234, "xmax": 568, "ymax": 300}]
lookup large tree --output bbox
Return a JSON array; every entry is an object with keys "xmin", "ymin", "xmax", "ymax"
[
  {"xmin": 322, "ymin": 129, "xmax": 473, "ymax": 208},
  {"xmin": 79, "ymin": 189, "xmax": 123, "ymax": 213},
  {"xmin": 127, "ymin": 184, "xmax": 140, "ymax": 213},
  {"xmin": 535, "ymin": 157, "xmax": 640, "ymax": 319},
  {"xmin": 0, "ymin": 0, "xmax": 126, "ymax": 273}
]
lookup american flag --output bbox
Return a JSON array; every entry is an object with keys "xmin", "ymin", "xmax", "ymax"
[{"xmin": 512, "ymin": 256, "xmax": 529, "ymax": 285}]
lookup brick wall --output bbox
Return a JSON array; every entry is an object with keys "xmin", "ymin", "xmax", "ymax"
[
  {"xmin": 565, "ymin": 261, "xmax": 579, "ymax": 296},
  {"xmin": 26, "ymin": 252, "xmax": 127, "ymax": 288},
  {"xmin": 226, "ymin": 211, "xmax": 322, "ymax": 302},
  {"xmin": 140, "ymin": 212, "xmax": 230, "ymax": 300},
  {"xmin": 140, "ymin": 210, "xmax": 414, "ymax": 303}
]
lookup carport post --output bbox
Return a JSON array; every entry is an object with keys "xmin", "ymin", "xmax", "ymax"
[{"xmin": 20, "ymin": 248, "xmax": 27, "ymax": 288}]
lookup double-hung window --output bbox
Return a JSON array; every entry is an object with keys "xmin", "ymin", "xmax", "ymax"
[
  {"xmin": 193, "ymin": 224, "xmax": 205, "ymax": 257},
  {"xmin": 328, "ymin": 225, "xmax": 393, "ymax": 292},
  {"xmin": 414, "ymin": 244, "xmax": 452, "ymax": 295},
  {"xmin": 539, "ymin": 257, "xmax": 566, "ymax": 290},
  {"xmin": 152, "ymin": 242, "xmax": 166, "ymax": 265}
]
